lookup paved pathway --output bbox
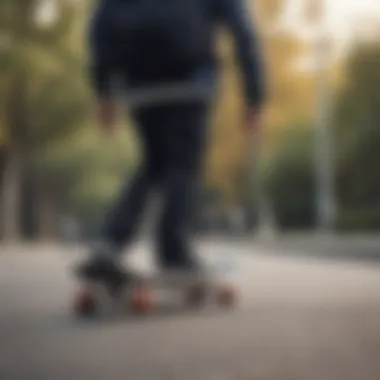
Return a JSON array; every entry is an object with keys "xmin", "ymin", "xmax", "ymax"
[{"xmin": 1, "ymin": 241, "xmax": 380, "ymax": 380}]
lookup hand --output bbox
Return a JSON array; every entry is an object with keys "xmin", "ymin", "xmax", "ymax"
[
  {"xmin": 245, "ymin": 106, "xmax": 262, "ymax": 139},
  {"xmin": 96, "ymin": 99, "xmax": 117, "ymax": 135}
]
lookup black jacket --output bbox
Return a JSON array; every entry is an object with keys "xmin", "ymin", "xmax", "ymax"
[{"xmin": 89, "ymin": 0, "xmax": 266, "ymax": 108}]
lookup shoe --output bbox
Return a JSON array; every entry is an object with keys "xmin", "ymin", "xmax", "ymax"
[
  {"xmin": 74, "ymin": 245, "xmax": 128, "ymax": 288},
  {"xmin": 158, "ymin": 254, "xmax": 203, "ymax": 272},
  {"xmin": 157, "ymin": 255, "xmax": 210, "ymax": 285}
]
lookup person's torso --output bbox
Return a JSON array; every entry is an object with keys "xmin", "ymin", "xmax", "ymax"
[{"xmin": 91, "ymin": 0, "xmax": 221, "ymax": 106}]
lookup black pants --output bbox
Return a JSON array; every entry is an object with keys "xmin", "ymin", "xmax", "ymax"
[{"xmin": 101, "ymin": 102, "xmax": 209, "ymax": 266}]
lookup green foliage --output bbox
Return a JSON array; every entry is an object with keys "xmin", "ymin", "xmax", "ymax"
[
  {"xmin": 336, "ymin": 205, "xmax": 380, "ymax": 232},
  {"xmin": 0, "ymin": 0, "xmax": 139, "ymax": 237},
  {"xmin": 260, "ymin": 38, "xmax": 380, "ymax": 232},
  {"xmin": 0, "ymin": 0, "xmax": 84, "ymax": 147},
  {"xmin": 334, "ymin": 40, "xmax": 380, "ymax": 229},
  {"xmin": 36, "ymin": 121, "xmax": 140, "ymax": 223},
  {"xmin": 263, "ymin": 125, "xmax": 316, "ymax": 230}
]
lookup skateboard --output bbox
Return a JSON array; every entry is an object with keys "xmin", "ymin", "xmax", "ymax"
[{"xmin": 73, "ymin": 265, "xmax": 238, "ymax": 318}]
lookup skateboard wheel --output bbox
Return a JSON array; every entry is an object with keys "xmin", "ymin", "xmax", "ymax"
[
  {"xmin": 73, "ymin": 289, "xmax": 97, "ymax": 317},
  {"xmin": 217, "ymin": 285, "xmax": 236, "ymax": 308},
  {"xmin": 130, "ymin": 286, "xmax": 153, "ymax": 314}
]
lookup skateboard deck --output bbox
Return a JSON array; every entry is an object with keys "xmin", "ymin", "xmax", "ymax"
[{"xmin": 73, "ymin": 265, "xmax": 238, "ymax": 318}]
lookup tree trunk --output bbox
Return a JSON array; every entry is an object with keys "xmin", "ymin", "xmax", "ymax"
[
  {"xmin": 0, "ymin": 148, "xmax": 5, "ymax": 239},
  {"xmin": 37, "ymin": 190, "xmax": 57, "ymax": 242},
  {"xmin": 1, "ymin": 150, "xmax": 24, "ymax": 242},
  {"xmin": 2, "ymin": 63, "xmax": 30, "ymax": 243}
]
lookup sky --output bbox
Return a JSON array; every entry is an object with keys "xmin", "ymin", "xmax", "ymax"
[
  {"xmin": 285, "ymin": 0, "xmax": 380, "ymax": 44},
  {"xmin": 327, "ymin": 0, "xmax": 380, "ymax": 40},
  {"xmin": 279, "ymin": 0, "xmax": 380, "ymax": 70}
]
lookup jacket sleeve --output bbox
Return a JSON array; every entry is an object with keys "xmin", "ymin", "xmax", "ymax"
[
  {"xmin": 216, "ymin": 0, "xmax": 266, "ymax": 108},
  {"xmin": 88, "ymin": 9, "xmax": 113, "ymax": 100}
]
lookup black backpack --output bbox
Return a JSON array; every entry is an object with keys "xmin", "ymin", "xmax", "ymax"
[{"xmin": 92, "ymin": 0, "xmax": 211, "ymax": 81}]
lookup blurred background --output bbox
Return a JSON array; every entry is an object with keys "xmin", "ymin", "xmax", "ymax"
[
  {"xmin": 1, "ymin": 0, "xmax": 380, "ymax": 242},
  {"xmin": 1, "ymin": 2, "xmax": 380, "ymax": 380}
]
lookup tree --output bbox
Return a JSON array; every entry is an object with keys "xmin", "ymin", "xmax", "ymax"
[
  {"xmin": 263, "ymin": 124, "xmax": 316, "ymax": 230},
  {"xmin": 0, "ymin": 0, "xmax": 88, "ymax": 240},
  {"xmin": 38, "ymin": 120, "xmax": 139, "ymax": 232},
  {"xmin": 334, "ymin": 40, "xmax": 380, "ymax": 230}
]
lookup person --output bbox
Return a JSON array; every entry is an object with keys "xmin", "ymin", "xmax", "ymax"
[{"xmin": 76, "ymin": 0, "xmax": 266, "ymax": 285}]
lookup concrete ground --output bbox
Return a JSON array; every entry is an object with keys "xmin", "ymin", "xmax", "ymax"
[{"xmin": 1, "ymin": 239, "xmax": 380, "ymax": 380}]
